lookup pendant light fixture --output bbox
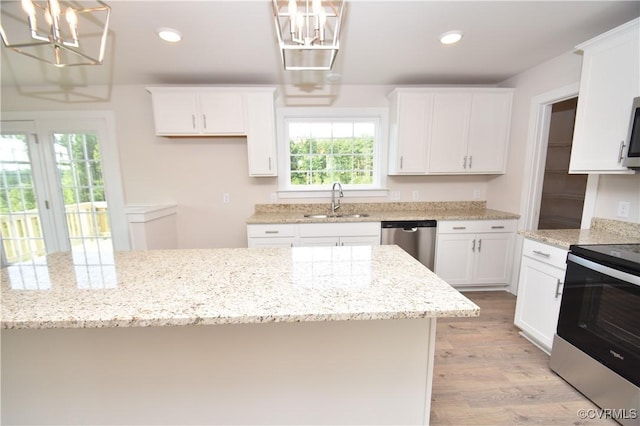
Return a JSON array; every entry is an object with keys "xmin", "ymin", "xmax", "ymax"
[
  {"xmin": 0, "ymin": 0, "xmax": 111, "ymax": 67},
  {"xmin": 272, "ymin": 0, "xmax": 344, "ymax": 71}
]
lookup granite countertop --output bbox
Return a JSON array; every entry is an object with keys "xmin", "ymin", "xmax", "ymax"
[
  {"xmin": 247, "ymin": 201, "xmax": 520, "ymax": 224},
  {"xmin": 1, "ymin": 245, "xmax": 479, "ymax": 330},
  {"xmin": 520, "ymin": 218, "xmax": 640, "ymax": 249}
]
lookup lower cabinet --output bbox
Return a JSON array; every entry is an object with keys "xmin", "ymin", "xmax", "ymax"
[
  {"xmin": 514, "ymin": 238, "xmax": 568, "ymax": 354},
  {"xmin": 434, "ymin": 220, "xmax": 516, "ymax": 287},
  {"xmin": 247, "ymin": 222, "xmax": 381, "ymax": 248}
]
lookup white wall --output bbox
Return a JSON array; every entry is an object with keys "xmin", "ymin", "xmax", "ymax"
[
  {"xmin": 1, "ymin": 84, "xmax": 493, "ymax": 248},
  {"xmin": 492, "ymin": 51, "xmax": 640, "ymax": 225}
]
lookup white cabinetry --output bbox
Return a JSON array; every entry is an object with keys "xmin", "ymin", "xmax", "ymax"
[
  {"xmin": 247, "ymin": 224, "xmax": 297, "ymax": 248},
  {"xmin": 245, "ymin": 91, "xmax": 277, "ymax": 176},
  {"xmin": 247, "ymin": 222, "xmax": 381, "ymax": 248},
  {"xmin": 388, "ymin": 88, "xmax": 513, "ymax": 175},
  {"xmin": 298, "ymin": 223, "xmax": 381, "ymax": 247},
  {"xmin": 435, "ymin": 220, "xmax": 516, "ymax": 287},
  {"xmin": 147, "ymin": 87, "xmax": 278, "ymax": 177},
  {"xmin": 514, "ymin": 239, "xmax": 568, "ymax": 354},
  {"xmin": 569, "ymin": 18, "xmax": 639, "ymax": 174},
  {"xmin": 148, "ymin": 88, "xmax": 245, "ymax": 136}
]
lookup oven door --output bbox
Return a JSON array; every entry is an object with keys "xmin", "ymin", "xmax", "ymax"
[{"xmin": 557, "ymin": 253, "xmax": 640, "ymax": 387}]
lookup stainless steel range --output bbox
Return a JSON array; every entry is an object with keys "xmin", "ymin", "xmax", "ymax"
[{"xmin": 550, "ymin": 243, "xmax": 640, "ymax": 426}]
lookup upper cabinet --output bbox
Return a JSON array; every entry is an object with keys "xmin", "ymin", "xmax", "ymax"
[
  {"xmin": 569, "ymin": 18, "xmax": 640, "ymax": 174},
  {"xmin": 388, "ymin": 88, "xmax": 513, "ymax": 175},
  {"xmin": 147, "ymin": 87, "xmax": 277, "ymax": 177}
]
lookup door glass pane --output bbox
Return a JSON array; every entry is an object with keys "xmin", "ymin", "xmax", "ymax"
[
  {"xmin": 0, "ymin": 133, "xmax": 46, "ymax": 264},
  {"xmin": 53, "ymin": 132, "xmax": 114, "ymax": 264}
]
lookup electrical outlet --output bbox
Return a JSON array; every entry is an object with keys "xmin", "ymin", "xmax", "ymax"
[
  {"xmin": 473, "ymin": 189, "xmax": 481, "ymax": 199},
  {"xmin": 412, "ymin": 190, "xmax": 419, "ymax": 201},
  {"xmin": 223, "ymin": 193, "xmax": 230, "ymax": 204},
  {"xmin": 390, "ymin": 191, "xmax": 401, "ymax": 201},
  {"xmin": 617, "ymin": 201, "xmax": 630, "ymax": 218},
  {"xmin": 270, "ymin": 192, "xmax": 278, "ymax": 203}
]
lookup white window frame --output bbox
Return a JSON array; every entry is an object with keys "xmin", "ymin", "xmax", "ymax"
[
  {"xmin": 276, "ymin": 107, "xmax": 389, "ymax": 199},
  {"xmin": 1, "ymin": 111, "xmax": 130, "ymax": 251}
]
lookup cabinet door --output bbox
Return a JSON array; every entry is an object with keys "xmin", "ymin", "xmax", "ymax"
[
  {"xmin": 298, "ymin": 236, "xmax": 340, "ymax": 247},
  {"xmin": 339, "ymin": 236, "xmax": 381, "ymax": 246},
  {"xmin": 514, "ymin": 256, "xmax": 565, "ymax": 353},
  {"xmin": 428, "ymin": 93, "xmax": 471, "ymax": 173},
  {"xmin": 246, "ymin": 92, "xmax": 277, "ymax": 176},
  {"xmin": 434, "ymin": 234, "xmax": 475, "ymax": 285},
  {"xmin": 466, "ymin": 93, "xmax": 512, "ymax": 174},
  {"xmin": 473, "ymin": 232, "xmax": 514, "ymax": 285},
  {"xmin": 198, "ymin": 92, "xmax": 245, "ymax": 135},
  {"xmin": 569, "ymin": 21, "xmax": 640, "ymax": 173},
  {"xmin": 248, "ymin": 238, "xmax": 296, "ymax": 248},
  {"xmin": 151, "ymin": 92, "xmax": 199, "ymax": 135},
  {"xmin": 388, "ymin": 92, "xmax": 432, "ymax": 174}
]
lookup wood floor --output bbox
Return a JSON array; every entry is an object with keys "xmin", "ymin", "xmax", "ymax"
[{"xmin": 430, "ymin": 291, "xmax": 617, "ymax": 425}]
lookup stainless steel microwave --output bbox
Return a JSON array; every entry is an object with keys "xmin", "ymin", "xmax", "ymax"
[{"xmin": 622, "ymin": 96, "xmax": 640, "ymax": 169}]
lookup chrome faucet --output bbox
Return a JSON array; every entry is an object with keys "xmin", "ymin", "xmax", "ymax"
[{"xmin": 331, "ymin": 182, "xmax": 343, "ymax": 213}]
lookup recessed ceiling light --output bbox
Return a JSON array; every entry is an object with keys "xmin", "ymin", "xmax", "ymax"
[
  {"xmin": 157, "ymin": 28, "xmax": 182, "ymax": 43},
  {"xmin": 439, "ymin": 31, "xmax": 463, "ymax": 45}
]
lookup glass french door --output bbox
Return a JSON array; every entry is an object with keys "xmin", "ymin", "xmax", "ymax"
[{"xmin": 1, "ymin": 119, "xmax": 114, "ymax": 266}]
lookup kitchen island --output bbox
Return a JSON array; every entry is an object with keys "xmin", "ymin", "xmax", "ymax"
[{"xmin": 1, "ymin": 245, "xmax": 478, "ymax": 425}]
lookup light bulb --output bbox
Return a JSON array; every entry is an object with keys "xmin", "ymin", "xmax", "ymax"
[
  {"xmin": 312, "ymin": 0, "xmax": 322, "ymax": 15},
  {"xmin": 21, "ymin": 0, "xmax": 35, "ymax": 16},
  {"xmin": 288, "ymin": 0, "xmax": 297, "ymax": 16},
  {"xmin": 66, "ymin": 7, "xmax": 78, "ymax": 27},
  {"xmin": 439, "ymin": 31, "xmax": 463, "ymax": 45},
  {"xmin": 49, "ymin": 0, "xmax": 61, "ymax": 19}
]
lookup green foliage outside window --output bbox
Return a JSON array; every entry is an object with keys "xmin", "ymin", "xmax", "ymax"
[{"xmin": 289, "ymin": 131, "xmax": 375, "ymax": 186}]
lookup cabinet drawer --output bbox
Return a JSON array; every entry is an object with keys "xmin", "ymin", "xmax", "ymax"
[
  {"xmin": 247, "ymin": 224, "xmax": 297, "ymax": 238},
  {"xmin": 438, "ymin": 219, "xmax": 516, "ymax": 234},
  {"xmin": 522, "ymin": 238, "xmax": 568, "ymax": 270}
]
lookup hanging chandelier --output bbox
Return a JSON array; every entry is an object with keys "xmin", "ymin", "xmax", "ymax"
[
  {"xmin": 272, "ymin": 0, "xmax": 344, "ymax": 71},
  {"xmin": 0, "ymin": 0, "xmax": 111, "ymax": 67}
]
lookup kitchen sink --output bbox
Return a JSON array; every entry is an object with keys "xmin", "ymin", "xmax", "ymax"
[{"xmin": 302, "ymin": 213, "xmax": 370, "ymax": 218}]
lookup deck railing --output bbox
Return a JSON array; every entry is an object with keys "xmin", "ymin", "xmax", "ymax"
[{"xmin": 1, "ymin": 202, "xmax": 110, "ymax": 264}]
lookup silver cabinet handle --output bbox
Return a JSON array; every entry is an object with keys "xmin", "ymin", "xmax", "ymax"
[
  {"xmin": 618, "ymin": 140, "xmax": 625, "ymax": 163},
  {"xmin": 555, "ymin": 279, "xmax": 563, "ymax": 298},
  {"xmin": 400, "ymin": 156, "xmax": 404, "ymax": 170},
  {"xmin": 264, "ymin": 230, "xmax": 279, "ymax": 234},
  {"xmin": 192, "ymin": 114, "xmax": 196, "ymax": 129},
  {"xmin": 478, "ymin": 239, "xmax": 482, "ymax": 252},
  {"xmin": 203, "ymin": 114, "xmax": 207, "ymax": 129},
  {"xmin": 472, "ymin": 239, "xmax": 476, "ymax": 252},
  {"xmin": 469, "ymin": 155, "xmax": 473, "ymax": 169},
  {"xmin": 268, "ymin": 157, "xmax": 272, "ymax": 171},
  {"xmin": 453, "ymin": 226, "xmax": 467, "ymax": 230},
  {"xmin": 463, "ymin": 155, "xmax": 467, "ymax": 169},
  {"xmin": 532, "ymin": 250, "xmax": 551, "ymax": 258},
  {"xmin": 491, "ymin": 226, "xmax": 505, "ymax": 229}
]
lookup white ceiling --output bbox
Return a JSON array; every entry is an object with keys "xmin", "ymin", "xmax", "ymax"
[{"xmin": 1, "ymin": 0, "xmax": 639, "ymax": 89}]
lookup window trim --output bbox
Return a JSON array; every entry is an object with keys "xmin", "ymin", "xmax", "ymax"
[{"xmin": 276, "ymin": 107, "xmax": 389, "ymax": 198}]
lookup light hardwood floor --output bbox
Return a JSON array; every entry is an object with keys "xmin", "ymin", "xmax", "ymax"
[{"xmin": 430, "ymin": 291, "xmax": 617, "ymax": 425}]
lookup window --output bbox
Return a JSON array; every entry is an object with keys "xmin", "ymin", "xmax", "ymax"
[
  {"xmin": 0, "ymin": 112, "xmax": 128, "ymax": 267},
  {"xmin": 277, "ymin": 108, "xmax": 388, "ymax": 196}
]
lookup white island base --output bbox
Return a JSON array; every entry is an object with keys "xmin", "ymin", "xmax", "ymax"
[{"xmin": 2, "ymin": 317, "xmax": 436, "ymax": 425}]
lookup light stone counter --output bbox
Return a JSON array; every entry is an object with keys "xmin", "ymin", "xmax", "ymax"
[
  {"xmin": 520, "ymin": 218, "xmax": 640, "ymax": 249},
  {"xmin": 246, "ymin": 201, "xmax": 519, "ymax": 224},
  {"xmin": 1, "ymin": 245, "xmax": 479, "ymax": 330},
  {"xmin": 1, "ymin": 245, "xmax": 477, "ymax": 425}
]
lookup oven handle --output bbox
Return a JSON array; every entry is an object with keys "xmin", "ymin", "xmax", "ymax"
[{"xmin": 567, "ymin": 253, "xmax": 640, "ymax": 286}]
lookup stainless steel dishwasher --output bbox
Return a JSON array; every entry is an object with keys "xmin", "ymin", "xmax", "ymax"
[{"xmin": 381, "ymin": 220, "xmax": 437, "ymax": 270}]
